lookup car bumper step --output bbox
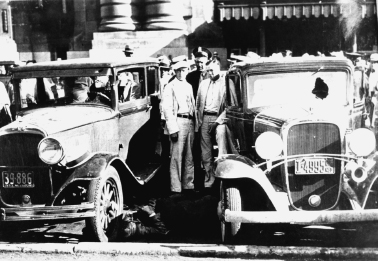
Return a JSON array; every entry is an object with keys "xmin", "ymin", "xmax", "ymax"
[
  {"xmin": 224, "ymin": 209, "xmax": 378, "ymax": 225},
  {"xmin": 0, "ymin": 203, "xmax": 95, "ymax": 221}
]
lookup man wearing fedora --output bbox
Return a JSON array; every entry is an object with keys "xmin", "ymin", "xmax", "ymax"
[
  {"xmin": 123, "ymin": 45, "xmax": 134, "ymax": 57},
  {"xmin": 196, "ymin": 57, "xmax": 234, "ymax": 189},
  {"xmin": 186, "ymin": 47, "xmax": 212, "ymax": 98},
  {"xmin": 157, "ymin": 55, "xmax": 173, "ymax": 188},
  {"xmin": 162, "ymin": 59, "xmax": 196, "ymax": 194},
  {"xmin": 186, "ymin": 47, "xmax": 212, "ymax": 192}
]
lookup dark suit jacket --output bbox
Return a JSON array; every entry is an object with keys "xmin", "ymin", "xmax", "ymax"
[{"xmin": 186, "ymin": 70, "xmax": 202, "ymax": 100}]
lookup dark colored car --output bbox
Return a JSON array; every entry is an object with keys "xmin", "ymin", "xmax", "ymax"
[
  {"xmin": 0, "ymin": 57, "xmax": 162, "ymax": 242},
  {"xmin": 215, "ymin": 57, "xmax": 378, "ymax": 243}
]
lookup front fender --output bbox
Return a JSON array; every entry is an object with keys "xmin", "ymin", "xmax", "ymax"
[
  {"xmin": 214, "ymin": 154, "xmax": 289, "ymax": 211},
  {"xmin": 50, "ymin": 153, "xmax": 143, "ymax": 205},
  {"xmin": 50, "ymin": 153, "xmax": 115, "ymax": 205}
]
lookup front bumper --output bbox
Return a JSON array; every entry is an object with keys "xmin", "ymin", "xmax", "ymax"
[
  {"xmin": 0, "ymin": 203, "xmax": 95, "ymax": 221},
  {"xmin": 224, "ymin": 209, "xmax": 378, "ymax": 225}
]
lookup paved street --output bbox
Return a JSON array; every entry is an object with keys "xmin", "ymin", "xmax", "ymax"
[
  {"xmin": 1, "ymin": 219, "xmax": 378, "ymax": 247},
  {"xmin": 1, "ymin": 193, "xmax": 378, "ymax": 260}
]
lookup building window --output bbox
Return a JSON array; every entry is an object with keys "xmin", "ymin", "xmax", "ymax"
[{"xmin": 2, "ymin": 9, "xmax": 8, "ymax": 33}]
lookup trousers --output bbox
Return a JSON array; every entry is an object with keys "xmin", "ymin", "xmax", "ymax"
[
  {"xmin": 170, "ymin": 117, "xmax": 195, "ymax": 192},
  {"xmin": 200, "ymin": 115, "xmax": 227, "ymax": 188}
]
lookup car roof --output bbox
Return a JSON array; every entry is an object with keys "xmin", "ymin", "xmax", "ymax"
[
  {"xmin": 0, "ymin": 61, "xmax": 16, "ymax": 65},
  {"xmin": 229, "ymin": 57, "xmax": 354, "ymax": 72},
  {"xmin": 11, "ymin": 57, "xmax": 160, "ymax": 72}
]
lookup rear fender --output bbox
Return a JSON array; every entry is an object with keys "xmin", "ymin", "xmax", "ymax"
[{"xmin": 214, "ymin": 154, "xmax": 289, "ymax": 211}]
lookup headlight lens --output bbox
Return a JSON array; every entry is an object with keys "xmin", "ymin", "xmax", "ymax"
[
  {"xmin": 255, "ymin": 131, "xmax": 283, "ymax": 160},
  {"xmin": 38, "ymin": 138, "xmax": 65, "ymax": 164},
  {"xmin": 349, "ymin": 128, "xmax": 376, "ymax": 157}
]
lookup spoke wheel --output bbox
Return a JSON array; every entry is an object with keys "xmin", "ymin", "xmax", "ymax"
[
  {"xmin": 220, "ymin": 181, "xmax": 242, "ymax": 243},
  {"xmin": 86, "ymin": 166, "xmax": 123, "ymax": 242}
]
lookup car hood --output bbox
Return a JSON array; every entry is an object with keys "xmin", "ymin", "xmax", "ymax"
[
  {"xmin": 250, "ymin": 104, "xmax": 348, "ymax": 129},
  {"xmin": 251, "ymin": 105, "xmax": 310, "ymax": 128},
  {"xmin": 3, "ymin": 105, "xmax": 117, "ymax": 135}
]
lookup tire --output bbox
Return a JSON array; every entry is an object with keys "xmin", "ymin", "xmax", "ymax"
[
  {"xmin": 85, "ymin": 166, "xmax": 123, "ymax": 242},
  {"xmin": 220, "ymin": 181, "xmax": 242, "ymax": 243}
]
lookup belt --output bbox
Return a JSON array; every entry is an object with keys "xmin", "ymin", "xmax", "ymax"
[
  {"xmin": 177, "ymin": 114, "xmax": 194, "ymax": 120},
  {"xmin": 203, "ymin": 111, "xmax": 217, "ymax": 116}
]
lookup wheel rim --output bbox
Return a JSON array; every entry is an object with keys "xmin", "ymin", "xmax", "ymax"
[{"xmin": 100, "ymin": 178, "xmax": 121, "ymax": 231}]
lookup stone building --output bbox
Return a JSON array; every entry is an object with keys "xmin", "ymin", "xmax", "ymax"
[{"xmin": 0, "ymin": 0, "xmax": 377, "ymax": 69}]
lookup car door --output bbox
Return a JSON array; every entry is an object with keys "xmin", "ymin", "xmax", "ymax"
[
  {"xmin": 225, "ymin": 71, "xmax": 245, "ymax": 154},
  {"xmin": 117, "ymin": 65, "xmax": 161, "ymax": 180},
  {"xmin": 352, "ymin": 67, "xmax": 367, "ymax": 129},
  {"xmin": 117, "ymin": 66, "xmax": 152, "ymax": 162}
]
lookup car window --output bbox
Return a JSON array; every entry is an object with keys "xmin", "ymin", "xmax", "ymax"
[
  {"xmin": 118, "ymin": 68, "xmax": 146, "ymax": 103},
  {"xmin": 13, "ymin": 75, "xmax": 112, "ymax": 110},
  {"xmin": 226, "ymin": 74, "xmax": 243, "ymax": 109},
  {"xmin": 147, "ymin": 66, "xmax": 158, "ymax": 95},
  {"xmin": 353, "ymin": 69, "xmax": 366, "ymax": 104},
  {"xmin": 247, "ymin": 71, "xmax": 348, "ymax": 110},
  {"xmin": 0, "ymin": 65, "xmax": 7, "ymax": 76}
]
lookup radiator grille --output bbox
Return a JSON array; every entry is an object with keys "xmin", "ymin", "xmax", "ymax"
[
  {"xmin": 287, "ymin": 123, "xmax": 341, "ymax": 210},
  {"xmin": 0, "ymin": 133, "xmax": 51, "ymax": 205}
]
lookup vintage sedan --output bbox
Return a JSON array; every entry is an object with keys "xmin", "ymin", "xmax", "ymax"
[
  {"xmin": 215, "ymin": 57, "xmax": 378, "ymax": 243},
  {"xmin": 0, "ymin": 57, "xmax": 162, "ymax": 242}
]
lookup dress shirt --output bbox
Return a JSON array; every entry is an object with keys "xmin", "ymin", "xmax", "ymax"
[
  {"xmin": 173, "ymin": 79, "xmax": 194, "ymax": 115},
  {"xmin": 204, "ymin": 75, "xmax": 222, "ymax": 113}
]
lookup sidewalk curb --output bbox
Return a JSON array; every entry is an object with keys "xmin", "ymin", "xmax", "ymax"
[{"xmin": 0, "ymin": 242, "xmax": 378, "ymax": 259}]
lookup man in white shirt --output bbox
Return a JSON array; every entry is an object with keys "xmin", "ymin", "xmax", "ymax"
[
  {"xmin": 196, "ymin": 58, "xmax": 234, "ymax": 188},
  {"xmin": 162, "ymin": 60, "xmax": 196, "ymax": 194}
]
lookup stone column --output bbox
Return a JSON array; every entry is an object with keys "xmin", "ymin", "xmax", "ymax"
[
  {"xmin": 352, "ymin": 32, "xmax": 357, "ymax": 53},
  {"xmin": 143, "ymin": 0, "xmax": 187, "ymax": 30},
  {"xmin": 99, "ymin": 0, "xmax": 136, "ymax": 31},
  {"xmin": 0, "ymin": 0, "xmax": 18, "ymax": 61},
  {"xmin": 259, "ymin": 24, "xmax": 266, "ymax": 57}
]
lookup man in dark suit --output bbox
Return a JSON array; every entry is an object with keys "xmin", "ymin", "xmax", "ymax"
[
  {"xmin": 186, "ymin": 47, "xmax": 212, "ymax": 193},
  {"xmin": 186, "ymin": 47, "xmax": 212, "ymax": 99}
]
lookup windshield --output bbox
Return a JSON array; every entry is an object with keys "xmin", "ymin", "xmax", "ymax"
[
  {"xmin": 10, "ymin": 75, "xmax": 112, "ymax": 111},
  {"xmin": 247, "ymin": 71, "xmax": 348, "ymax": 110}
]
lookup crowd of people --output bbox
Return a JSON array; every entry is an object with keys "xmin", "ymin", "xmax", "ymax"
[
  {"xmin": 119, "ymin": 46, "xmax": 231, "ymax": 241},
  {"xmin": 154, "ymin": 46, "xmax": 233, "ymax": 196}
]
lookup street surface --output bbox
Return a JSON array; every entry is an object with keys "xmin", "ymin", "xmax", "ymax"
[
  {"xmin": 0, "ymin": 253, "xmax": 324, "ymax": 261},
  {"xmin": 0, "ymin": 174, "xmax": 378, "ymax": 260}
]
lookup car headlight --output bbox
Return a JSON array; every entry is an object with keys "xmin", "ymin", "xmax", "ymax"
[
  {"xmin": 348, "ymin": 128, "xmax": 376, "ymax": 157},
  {"xmin": 38, "ymin": 138, "xmax": 65, "ymax": 165},
  {"xmin": 255, "ymin": 131, "xmax": 283, "ymax": 160}
]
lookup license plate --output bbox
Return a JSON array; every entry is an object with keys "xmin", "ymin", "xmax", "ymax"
[
  {"xmin": 2, "ymin": 171, "xmax": 35, "ymax": 188},
  {"xmin": 295, "ymin": 158, "xmax": 335, "ymax": 175}
]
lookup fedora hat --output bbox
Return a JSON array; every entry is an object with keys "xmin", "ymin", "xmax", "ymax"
[
  {"xmin": 172, "ymin": 60, "xmax": 189, "ymax": 70},
  {"xmin": 192, "ymin": 46, "xmax": 212, "ymax": 59},
  {"xmin": 371, "ymin": 53, "xmax": 378, "ymax": 62},
  {"xmin": 157, "ymin": 55, "xmax": 171, "ymax": 68},
  {"xmin": 123, "ymin": 45, "xmax": 134, "ymax": 54}
]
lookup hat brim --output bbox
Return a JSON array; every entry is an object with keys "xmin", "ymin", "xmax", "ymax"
[
  {"xmin": 193, "ymin": 47, "xmax": 212, "ymax": 59},
  {"xmin": 172, "ymin": 62, "xmax": 189, "ymax": 70}
]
